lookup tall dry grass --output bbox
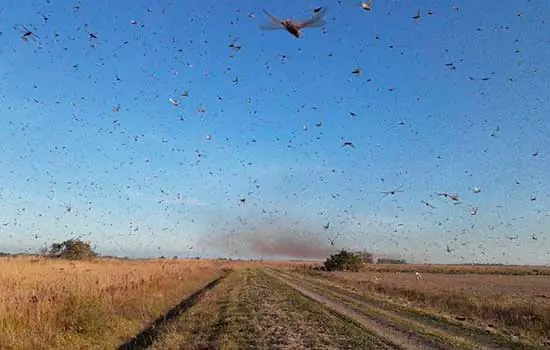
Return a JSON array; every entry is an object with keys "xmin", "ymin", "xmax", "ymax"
[{"xmin": 0, "ymin": 256, "xmax": 228, "ymax": 350}]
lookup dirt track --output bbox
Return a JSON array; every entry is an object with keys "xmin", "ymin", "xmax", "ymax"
[
  {"xmin": 268, "ymin": 271, "xmax": 441, "ymax": 350},
  {"xmin": 126, "ymin": 268, "xmax": 542, "ymax": 350},
  {"xmin": 266, "ymin": 269, "xmax": 541, "ymax": 350}
]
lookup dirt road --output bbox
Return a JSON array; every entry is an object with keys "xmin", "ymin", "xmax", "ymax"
[
  {"xmin": 267, "ymin": 269, "xmax": 541, "ymax": 350},
  {"xmin": 268, "ymin": 271, "xmax": 442, "ymax": 350},
  {"xmin": 123, "ymin": 268, "xmax": 541, "ymax": 350}
]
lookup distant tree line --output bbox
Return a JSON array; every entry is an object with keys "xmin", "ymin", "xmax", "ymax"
[{"xmin": 377, "ymin": 258, "xmax": 408, "ymax": 264}]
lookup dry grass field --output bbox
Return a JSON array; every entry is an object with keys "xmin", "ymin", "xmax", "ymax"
[
  {"xmin": 1, "ymin": 256, "xmax": 548, "ymax": 349},
  {"xmin": 0, "ymin": 256, "xmax": 232, "ymax": 349},
  {"xmin": 0, "ymin": 256, "xmax": 310, "ymax": 350}
]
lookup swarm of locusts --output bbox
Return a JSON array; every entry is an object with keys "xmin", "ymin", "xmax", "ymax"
[{"xmin": 260, "ymin": 7, "xmax": 328, "ymax": 38}]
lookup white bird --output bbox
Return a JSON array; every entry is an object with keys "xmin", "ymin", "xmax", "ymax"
[
  {"xmin": 169, "ymin": 98, "xmax": 179, "ymax": 107},
  {"xmin": 471, "ymin": 186, "xmax": 481, "ymax": 194},
  {"xmin": 360, "ymin": 2, "xmax": 372, "ymax": 11}
]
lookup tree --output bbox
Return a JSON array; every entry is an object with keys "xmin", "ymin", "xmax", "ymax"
[
  {"xmin": 323, "ymin": 249, "xmax": 365, "ymax": 272},
  {"xmin": 46, "ymin": 239, "xmax": 98, "ymax": 260}
]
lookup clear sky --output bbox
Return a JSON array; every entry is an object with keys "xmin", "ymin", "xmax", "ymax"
[{"xmin": 0, "ymin": 1, "xmax": 549, "ymax": 264}]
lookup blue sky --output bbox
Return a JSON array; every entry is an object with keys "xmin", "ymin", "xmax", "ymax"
[{"xmin": 0, "ymin": 1, "xmax": 549, "ymax": 264}]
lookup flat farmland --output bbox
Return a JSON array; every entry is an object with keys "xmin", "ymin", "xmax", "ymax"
[
  {"xmin": 1, "ymin": 257, "xmax": 548, "ymax": 349},
  {"xmin": 288, "ymin": 266, "xmax": 550, "ymax": 348},
  {"xmin": 329, "ymin": 270, "xmax": 550, "ymax": 299},
  {"xmin": 343, "ymin": 263, "xmax": 550, "ymax": 276}
]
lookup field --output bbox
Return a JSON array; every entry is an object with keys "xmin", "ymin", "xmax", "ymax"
[{"xmin": 1, "ymin": 257, "xmax": 548, "ymax": 349}]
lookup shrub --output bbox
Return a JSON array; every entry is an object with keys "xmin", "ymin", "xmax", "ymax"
[
  {"xmin": 46, "ymin": 239, "xmax": 98, "ymax": 260},
  {"xmin": 323, "ymin": 250, "xmax": 364, "ymax": 272}
]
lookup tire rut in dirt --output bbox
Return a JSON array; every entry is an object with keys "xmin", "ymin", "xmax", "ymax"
[
  {"xmin": 288, "ymin": 270, "xmax": 531, "ymax": 350},
  {"xmin": 236, "ymin": 269, "xmax": 395, "ymax": 349},
  {"xmin": 117, "ymin": 274, "xmax": 228, "ymax": 350},
  {"xmin": 268, "ymin": 270, "xmax": 447, "ymax": 350},
  {"xmin": 146, "ymin": 270, "xmax": 240, "ymax": 350},
  {"xmin": 146, "ymin": 269, "xmax": 405, "ymax": 349},
  {"xmin": 280, "ymin": 270, "xmax": 539, "ymax": 350}
]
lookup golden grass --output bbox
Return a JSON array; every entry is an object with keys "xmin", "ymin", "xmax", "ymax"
[
  {"xmin": 0, "ymin": 256, "xmax": 231, "ymax": 350},
  {"xmin": 296, "ymin": 266, "xmax": 550, "ymax": 346}
]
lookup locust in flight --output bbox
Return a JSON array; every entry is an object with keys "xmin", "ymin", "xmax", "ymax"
[{"xmin": 260, "ymin": 7, "xmax": 327, "ymax": 38}]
